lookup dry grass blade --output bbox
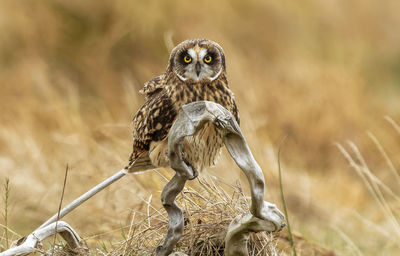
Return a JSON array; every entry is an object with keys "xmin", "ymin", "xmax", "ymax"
[
  {"xmin": 336, "ymin": 125, "xmax": 400, "ymax": 247},
  {"xmin": 0, "ymin": 224, "xmax": 19, "ymax": 238},
  {"xmin": 332, "ymin": 227, "xmax": 363, "ymax": 256},
  {"xmin": 122, "ymin": 212, "xmax": 136, "ymax": 255},
  {"xmin": 277, "ymin": 137, "xmax": 296, "ymax": 256},
  {"xmin": 367, "ymin": 132, "xmax": 400, "ymax": 187},
  {"xmin": 51, "ymin": 165, "xmax": 69, "ymax": 255},
  {"xmin": 385, "ymin": 116, "xmax": 400, "ymax": 135},
  {"xmin": 2, "ymin": 178, "xmax": 11, "ymax": 250},
  {"xmin": 335, "ymin": 142, "xmax": 380, "ymax": 205},
  {"xmin": 347, "ymin": 141, "xmax": 400, "ymax": 239}
]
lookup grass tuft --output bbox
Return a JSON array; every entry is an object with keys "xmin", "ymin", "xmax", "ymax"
[{"xmin": 105, "ymin": 176, "xmax": 282, "ymax": 255}]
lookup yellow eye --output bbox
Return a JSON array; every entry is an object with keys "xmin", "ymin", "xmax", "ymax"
[
  {"xmin": 204, "ymin": 55, "xmax": 212, "ymax": 63},
  {"xmin": 184, "ymin": 55, "xmax": 192, "ymax": 63}
]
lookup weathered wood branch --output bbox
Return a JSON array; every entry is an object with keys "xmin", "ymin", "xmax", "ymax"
[
  {"xmin": 0, "ymin": 171, "xmax": 128, "ymax": 256},
  {"xmin": 0, "ymin": 221, "xmax": 81, "ymax": 256},
  {"xmin": 0, "ymin": 101, "xmax": 284, "ymax": 256},
  {"xmin": 225, "ymin": 202, "xmax": 285, "ymax": 256},
  {"xmin": 38, "ymin": 170, "xmax": 128, "ymax": 230},
  {"xmin": 155, "ymin": 101, "xmax": 285, "ymax": 255}
]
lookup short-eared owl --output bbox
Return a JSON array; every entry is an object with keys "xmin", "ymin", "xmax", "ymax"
[{"xmin": 126, "ymin": 39, "xmax": 239, "ymax": 177}]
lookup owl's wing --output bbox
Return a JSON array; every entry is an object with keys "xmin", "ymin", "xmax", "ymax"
[
  {"xmin": 139, "ymin": 75, "xmax": 166, "ymax": 100},
  {"xmin": 231, "ymin": 97, "xmax": 240, "ymax": 125},
  {"xmin": 128, "ymin": 90, "xmax": 177, "ymax": 169}
]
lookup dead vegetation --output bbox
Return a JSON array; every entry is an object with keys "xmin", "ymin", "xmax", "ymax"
[{"xmin": 45, "ymin": 175, "xmax": 333, "ymax": 256}]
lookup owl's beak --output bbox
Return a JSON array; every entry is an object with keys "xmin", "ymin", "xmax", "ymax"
[{"xmin": 195, "ymin": 62, "xmax": 201, "ymax": 76}]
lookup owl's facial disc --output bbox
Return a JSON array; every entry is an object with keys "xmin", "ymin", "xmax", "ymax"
[{"xmin": 176, "ymin": 47, "xmax": 222, "ymax": 82}]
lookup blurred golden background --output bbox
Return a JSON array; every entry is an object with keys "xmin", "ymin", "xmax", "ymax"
[{"xmin": 1, "ymin": 0, "xmax": 400, "ymax": 255}]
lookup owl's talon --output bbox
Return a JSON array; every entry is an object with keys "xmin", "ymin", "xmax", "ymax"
[
  {"xmin": 183, "ymin": 156, "xmax": 198, "ymax": 180},
  {"xmin": 188, "ymin": 167, "xmax": 198, "ymax": 180}
]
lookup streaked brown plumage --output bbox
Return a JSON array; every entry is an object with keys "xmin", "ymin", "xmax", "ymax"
[{"xmin": 126, "ymin": 39, "xmax": 239, "ymax": 175}]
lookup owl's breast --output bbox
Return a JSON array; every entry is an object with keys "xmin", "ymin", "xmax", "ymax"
[
  {"xmin": 168, "ymin": 81, "xmax": 237, "ymax": 118},
  {"xmin": 183, "ymin": 121, "xmax": 224, "ymax": 172},
  {"xmin": 148, "ymin": 121, "xmax": 224, "ymax": 172},
  {"xmin": 147, "ymin": 80, "xmax": 236, "ymax": 171}
]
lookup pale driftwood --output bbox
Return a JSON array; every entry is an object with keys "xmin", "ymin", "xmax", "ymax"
[
  {"xmin": 155, "ymin": 101, "xmax": 285, "ymax": 256},
  {"xmin": 38, "ymin": 169, "xmax": 128, "ymax": 230},
  {"xmin": 1, "ymin": 101, "xmax": 284, "ymax": 256},
  {"xmin": 0, "ymin": 221, "xmax": 81, "ymax": 256},
  {"xmin": 1, "ymin": 171, "xmax": 128, "ymax": 256},
  {"xmin": 225, "ymin": 202, "xmax": 285, "ymax": 256}
]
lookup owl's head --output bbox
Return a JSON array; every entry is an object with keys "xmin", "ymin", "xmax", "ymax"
[{"xmin": 167, "ymin": 39, "xmax": 226, "ymax": 83}]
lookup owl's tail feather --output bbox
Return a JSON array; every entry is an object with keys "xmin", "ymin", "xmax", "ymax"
[{"xmin": 125, "ymin": 151, "xmax": 156, "ymax": 173}]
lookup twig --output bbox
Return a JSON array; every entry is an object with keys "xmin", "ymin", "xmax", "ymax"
[
  {"xmin": 277, "ymin": 136, "xmax": 297, "ymax": 256},
  {"xmin": 367, "ymin": 131, "xmax": 400, "ymax": 184},
  {"xmin": 333, "ymin": 226, "xmax": 363, "ymax": 256},
  {"xmin": 2, "ymin": 178, "xmax": 10, "ymax": 249},
  {"xmin": 0, "ymin": 222, "xmax": 81, "ymax": 256},
  {"xmin": 385, "ymin": 116, "xmax": 400, "ymax": 135},
  {"xmin": 38, "ymin": 169, "xmax": 127, "ymax": 230},
  {"xmin": 51, "ymin": 164, "xmax": 69, "ymax": 255}
]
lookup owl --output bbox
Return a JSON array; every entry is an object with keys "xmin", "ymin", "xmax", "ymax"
[{"xmin": 126, "ymin": 39, "xmax": 239, "ymax": 178}]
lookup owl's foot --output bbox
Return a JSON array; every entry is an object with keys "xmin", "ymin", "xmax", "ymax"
[{"xmin": 182, "ymin": 155, "xmax": 198, "ymax": 180}]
